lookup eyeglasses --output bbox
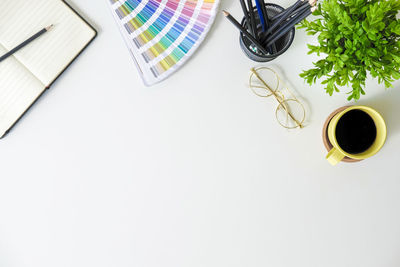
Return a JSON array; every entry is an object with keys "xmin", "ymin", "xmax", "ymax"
[{"xmin": 249, "ymin": 67, "xmax": 306, "ymax": 129}]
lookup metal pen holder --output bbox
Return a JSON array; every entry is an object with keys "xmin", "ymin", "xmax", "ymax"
[{"xmin": 239, "ymin": 3, "xmax": 295, "ymax": 62}]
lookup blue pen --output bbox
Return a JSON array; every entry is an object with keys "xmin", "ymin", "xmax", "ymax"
[
  {"xmin": 254, "ymin": 0, "xmax": 267, "ymax": 32},
  {"xmin": 254, "ymin": 0, "xmax": 276, "ymax": 53}
]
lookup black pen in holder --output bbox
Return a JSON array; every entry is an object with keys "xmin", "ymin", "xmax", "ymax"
[{"xmin": 239, "ymin": 3, "xmax": 295, "ymax": 62}]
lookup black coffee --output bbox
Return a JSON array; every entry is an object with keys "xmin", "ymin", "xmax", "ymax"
[{"xmin": 335, "ymin": 109, "xmax": 377, "ymax": 154}]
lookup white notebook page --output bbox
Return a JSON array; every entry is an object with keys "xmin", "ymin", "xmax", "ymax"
[
  {"xmin": 0, "ymin": 0, "xmax": 95, "ymax": 86},
  {"xmin": 0, "ymin": 45, "xmax": 45, "ymax": 137}
]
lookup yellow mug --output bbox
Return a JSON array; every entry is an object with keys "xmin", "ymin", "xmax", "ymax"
[{"xmin": 326, "ymin": 106, "xmax": 387, "ymax": 165}]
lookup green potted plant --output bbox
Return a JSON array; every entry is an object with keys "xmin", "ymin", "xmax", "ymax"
[{"xmin": 299, "ymin": 0, "xmax": 400, "ymax": 100}]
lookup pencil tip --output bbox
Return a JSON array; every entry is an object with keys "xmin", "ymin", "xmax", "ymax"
[
  {"xmin": 45, "ymin": 24, "xmax": 54, "ymax": 31},
  {"xmin": 222, "ymin": 10, "xmax": 229, "ymax": 16}
]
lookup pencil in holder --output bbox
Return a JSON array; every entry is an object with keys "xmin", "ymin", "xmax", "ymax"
[{"xmin": 239, "ymin": 3, "xmax": 295, "ymax": 62}]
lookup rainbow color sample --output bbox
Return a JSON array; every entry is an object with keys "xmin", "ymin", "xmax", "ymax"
[{"xmin": 108, "ymin": 0, "xmax": 220, "ymax": 86}]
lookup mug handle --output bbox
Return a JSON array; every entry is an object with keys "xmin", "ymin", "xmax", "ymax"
[{"xmin": 326, "ymin": 148, "xmax": 345, "ymax": 166}]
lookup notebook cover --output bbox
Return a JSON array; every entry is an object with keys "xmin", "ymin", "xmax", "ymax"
[{"xmin": 1, "ymin": 0, "xmax": 97, "ymax": 139}]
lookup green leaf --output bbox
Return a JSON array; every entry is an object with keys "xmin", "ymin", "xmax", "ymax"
[
  {"xmin": 340, "ymin": 54, "xmax": 350, "ymax": 61},
  {"xmin": 392, "ymin": 71, "xmax": 400, "ymax": 79},
  {"xmin": 299, "ymin": 0, "xmax": 400, "ymax": 101}
]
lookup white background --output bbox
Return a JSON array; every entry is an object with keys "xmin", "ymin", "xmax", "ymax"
[{"xmin": 1, "ymin": 0, "xmax": 400, "ymax": 266}]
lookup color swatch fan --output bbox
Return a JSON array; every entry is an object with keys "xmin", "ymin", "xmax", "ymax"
[{"xmin": 108, "ymin": 0, "xmax": 220, "ymax": 86}]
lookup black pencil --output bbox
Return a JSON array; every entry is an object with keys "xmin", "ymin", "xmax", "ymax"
[
  {"xmin": 246, "ymin": 0, "xmax": 258, "ymax": 39},
  {"xmin": 264, "ymin": 0, "xmax": 305, "ymax": 36},
  {"xmin": 265, "ymin": 7, "xmax": 314, "ymax": 45},
  {"xmin": 282, "ymin": 0, "xmax": 316, "ymax": 26},
  {"xmin": 0, "ymin": 25, "xmax": 54, "ymax": 63},
  {"xmin": 239, "ymin": 0, "xmax": 251, "ymax": 31},
  {"xmin": 278, "ymin": 3, "xmax": 313, "ymax": 20},
  {"xmin": 223, "ymin": 10, "xmax": 268, "ymax": 55},
  {"xmin": 258, "ymin": 0, "xmax": 277, "ymax": 53},
  {"xmin": 264, "ymin": 7, "xmax": 316, "ymax": 47},
  {"xmin": 271, "ymin": 0, "xmax": 303, "ymax": 21},
  {"xmin": 261, "ymin": 0, "xmax": 316, "ymax": 44},
  {"xmin": 254, "ymin": 0, "xmax": 271, "ymax": 53}
]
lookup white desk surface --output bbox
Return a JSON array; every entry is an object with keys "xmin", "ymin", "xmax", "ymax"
[{"xmin": 1, "ymin": 1, "xmax": 400, "ymax": 266}]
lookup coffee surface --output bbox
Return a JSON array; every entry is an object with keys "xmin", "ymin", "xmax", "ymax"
[{"xmin": 335, "ymin": 110, "xmax": 377, "ymax": 154}]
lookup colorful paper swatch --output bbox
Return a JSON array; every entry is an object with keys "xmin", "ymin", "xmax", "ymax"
[{"xmin": 108, "ymin": 0, "xmax": 220, "ymax": 86}]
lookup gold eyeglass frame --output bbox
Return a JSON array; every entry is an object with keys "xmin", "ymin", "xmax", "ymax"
[{"xmin": 249, "ymin": 67, "xmax": 306, "ymax": 129}]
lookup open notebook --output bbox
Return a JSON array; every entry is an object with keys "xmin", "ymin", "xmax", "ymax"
[{"xmin": 0, "ymin": 0, "xmax": 96, "ymax": 138}]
